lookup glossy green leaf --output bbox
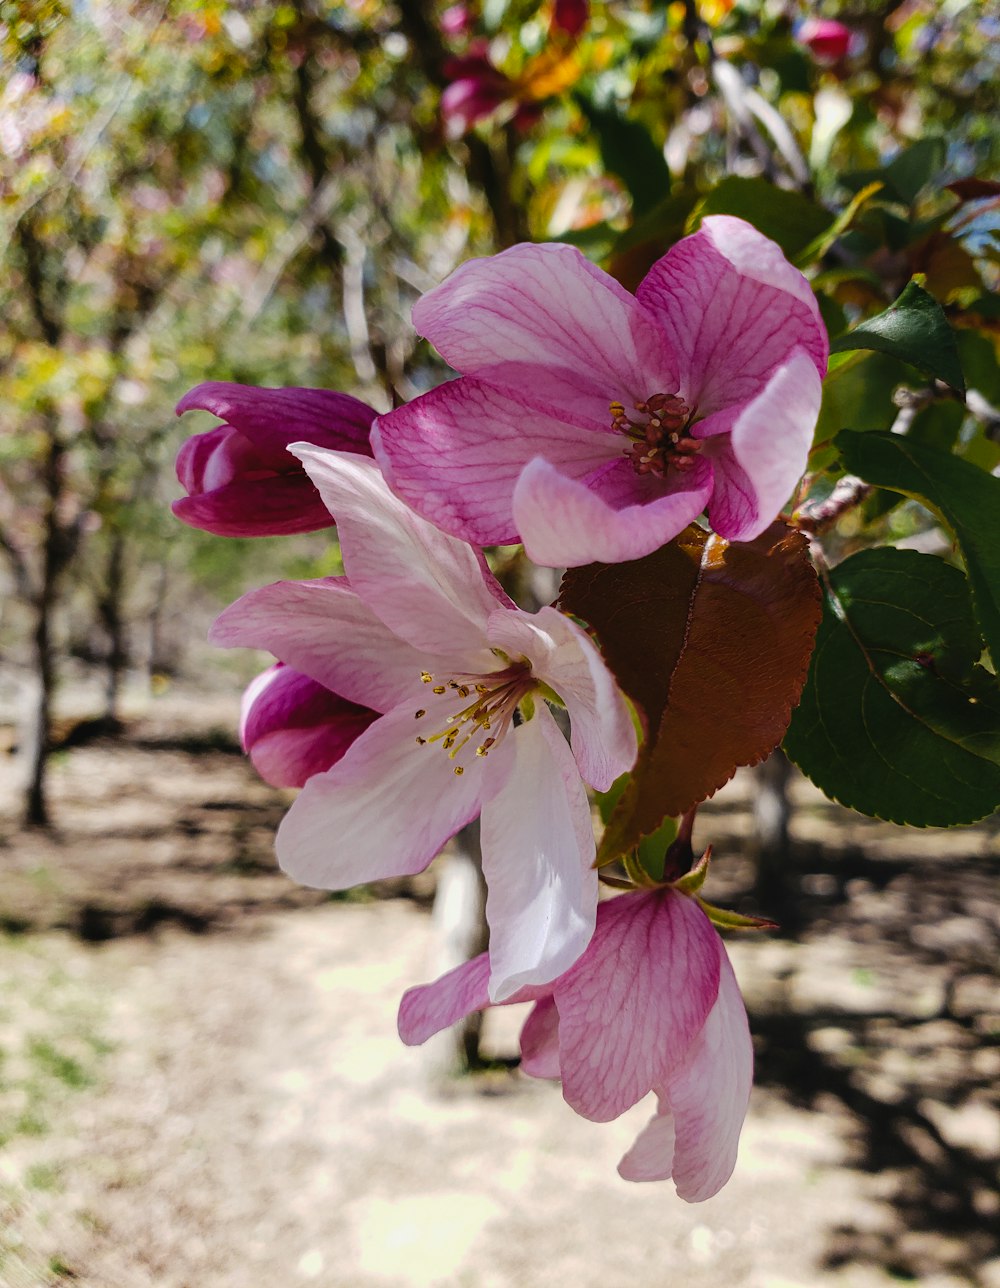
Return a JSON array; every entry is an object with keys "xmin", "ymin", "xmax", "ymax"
[
  {"xmin": 830, "ymin": 281, "xmax": 965, "ymax": 394},
  {"xmin": 837, "ymin": 430, "xmax": 1000, "ymax": 663},
  {"xmin": 784, "ymin": 549, "xmax": 1000, "ymax": 826},
  {"xmin": 575, "ymin": 95, "xmax": 671, "ymax": 217}
]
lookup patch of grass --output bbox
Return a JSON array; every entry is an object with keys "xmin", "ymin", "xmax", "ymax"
[
  {"xmin": 27, "ymin": 1040, "xmax": 93, "ymax": 1091},
  {"xmin": 25, "ymin": 1163, "xmax": 61, "ymax": 1192}
]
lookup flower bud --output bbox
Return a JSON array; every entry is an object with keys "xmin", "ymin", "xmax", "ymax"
[
  {"xmin": 173, "ymin": 382, "xmax": 375, "ymax": 537},
  {"xmin": 240, "ymin": 664, "xmax": 377, "ymax": 789},
  {"xmin": 796, "ymin": 17, "xmax": 852, "ymax": 64}
]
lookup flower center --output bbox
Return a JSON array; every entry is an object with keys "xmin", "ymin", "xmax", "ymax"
[
  {"xmin": 610, "ymin": 391, "xmax": 701, "ymax": 478},
  {"xmin": 412, "ymin": 661, "xmax": 535, "ymax": 775}
]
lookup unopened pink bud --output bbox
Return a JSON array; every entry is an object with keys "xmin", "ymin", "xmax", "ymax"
[{"xmin": 797, "ymin": 17, "xmax": 851, "ymax": 64}]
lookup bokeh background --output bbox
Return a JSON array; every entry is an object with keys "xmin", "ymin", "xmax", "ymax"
[{"xmin": 1, "ymin": 2, "xmax": 998, "ymax": 1285}]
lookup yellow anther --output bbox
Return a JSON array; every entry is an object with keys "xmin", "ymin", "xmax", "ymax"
[
  {"xmin": 415, "ymin": 709, "xmax": 426, "ymax": 719},
  {"xmin": 454, "ymin": 766, "xmax": 465, "ymax": 776},
  {"xmin": 432, "ymin": 685, "xmax": 446, "ymax": 694},
  {"xmin": 421, "ymin": 672, "xmax": 433, "ymax": 683}
]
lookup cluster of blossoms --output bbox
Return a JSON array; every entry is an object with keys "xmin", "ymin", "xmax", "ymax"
[{"xmin": 174, "ymin": 217, "xmax": 826, "ymax": 1200}]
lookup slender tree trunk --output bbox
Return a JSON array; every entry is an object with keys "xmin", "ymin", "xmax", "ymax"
[
  {"xmin": 100, "ymin": 530, "xmax": 128, "ymax": 725},
  {"xmin": 23, "ymin": 430, "xmax": 70, "ymax": 828},
  {"xmin": 749, "ymin": 748, "xmax": 794, "ymax": 911}
]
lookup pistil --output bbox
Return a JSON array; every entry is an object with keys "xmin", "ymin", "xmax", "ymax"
[{"xmin": 611, "ymin": 392, "xmax": 700, "ymax": 478}]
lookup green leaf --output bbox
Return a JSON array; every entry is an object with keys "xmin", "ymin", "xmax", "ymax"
[
  {"xmin": 793, "ymin": 181, "xmax": 883, "ymax": 269},
  {"xmin": 784, "ymin": 549, "xmax": 1000, "ymax": 827},
  {"xmin": 688, "ymin": 176, "xmax": 830, "ymax": 258},
  {"xmin": 836, "ymin": 430, "xmax": 1000, "ymax": 663},
  {"xmin": 883, "ymin": 138, "xmax": 946, "ymax": 205},
  {"xmin": 811, "ymin": 350, "xmax": 911, "ymax": 466},
  {"xmin": 830, "ymin": 281, "xmax": 966, "ymax": 394},
  {"xmin": 575, "ymin": 95, "xmax": 671, "ymax": 217}
]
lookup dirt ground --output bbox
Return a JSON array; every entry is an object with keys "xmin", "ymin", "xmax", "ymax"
[{"xmin": 0, "ymin": 677, "xmax": 997, "ymax": 1288}]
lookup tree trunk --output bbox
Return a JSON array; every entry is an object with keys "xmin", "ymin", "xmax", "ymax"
[
  {"xmin": 749, "ymin": 748, "xmax": 795, "ymax": 912},
  {"xmin": 99, "ymin": 530, "xmax": 128, "ymax": 725}
]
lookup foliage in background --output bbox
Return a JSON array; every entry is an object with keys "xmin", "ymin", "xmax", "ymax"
[{"xmin": 1, "ymin": 0, "xmax": 998, "ymax": 825}]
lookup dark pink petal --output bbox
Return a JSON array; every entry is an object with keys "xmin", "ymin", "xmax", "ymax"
[
  {"xmin": 479, "ymin": 705, "xmax": 598, "ymax": 1000},
  {"xmin": 412, "ymin": 242, "xmax": 675, "ymax": 424},
  {"xmin": 275, "ymin": 702, "xmax": 487, "ymax": 891},
  {"xmin": 652, "ymin": 947, "xmax": 753, "ymax": 1201},
  {"xmin": 512, "ymin": 456, "xmax": 712, "ymax": 567},
  {"xmin": 554, "ymin": 889, "xmax": 721, "ymax": 1123},
  {"xmin": 292, "ymin": 448, "xmax": 503, "ymax": 666},
  {"xmin": 171, "ymin": 472, "xmax": 334, "ymax": 537},
  {"xmin": 636, "ymin": 216, "xmax": 827, "ymax": 418},
  {"xmin": 210, "ymin": 578, "xmax": 446, "ymax": 714},
  {"xmin": 519, "ymin": 997, "xmax": 562, "ymax": 1079},
  {"xmin": 175, "ymin": 425, "xmax": 250, "ymax": 493},
  {"xmin": 706, "ymin": 349, "xmax": 821, "ymax": 540},
  {"xmin": 240, "ymin": 664, "xmax": 377, "ymax": 788},
  {"xmin": 372, "ymin": 376, "xmax": 615, "ymax": 548},
  {"xmin": 484, "ymin": 605, "xmax": 636, "ymax": 791},
  {"xmin": 398, "ymin": 952, "xmax": 492, "ymax": 1045},
  {"xmin": 441, "ymin": 78, "xmax": 509, "ymax": 137},
  {"xmin": 177, "ymin": 382, "xmax": 376, "ymax": 468}
]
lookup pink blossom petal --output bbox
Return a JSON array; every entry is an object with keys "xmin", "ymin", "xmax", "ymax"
[
  {"xmin": 275, "ymin": 702, "xmax": 487, "ymax": 890},
  {"xmin": 519, "ymin": 997, "xmax": 562, "ymax": 1079},
  {"xmin": 655, "ymin": 947, "xmax": 753, "ymax": 1202},
  {"xmin": 172, "ymin": 473, "xmax": 333, "ymax": 537},
  {"xmin": 412, "ymin": 242, "xmax": 675, "ymax": 423},
  {"xmin": 372, "ymin": 376, "xmax": 616, "ymax": 547},
  {"xmin": 479, "ymin": 704, "xmax": 597, "ymax": 1001},
  {"xmin": 290, "ymin": 447, "xmax": 504, "ymax": 664},
  {"xmin": 210, "ymin": 578, "xmax": 444, "ymax": 714},
  {"xmin": 636, "ymin": 216, "xmax": 827, "ymax": 417},
  {"xmin": 176, "ymin": 382, "xmax": 375, "ymax": 467},
  {"xmin": 616, "ymin": 1103, "xmax": 677, "ymax": 1183},
  {"xmin": 485, "ymin": 606, "xmax": 636, "ymax": 790},
  {"xmin": 554, "ymin": 890, "xmax": 721, "ymax": 1122},
  {"xmin": 706, "ymin": 349, "xmax": 822, "ymax": 541},
  {"xmin": 512, "ymin": 456, "xmax": 713, "ymax": 568},
  {"xmin": 397, "ymin": 952, "xmax": 492, "ymax": 1045}
]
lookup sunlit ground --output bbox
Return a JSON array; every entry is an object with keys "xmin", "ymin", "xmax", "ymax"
[{"xmin": 0, "ymin": 675, "xmax": 996, "ymax": 1288}]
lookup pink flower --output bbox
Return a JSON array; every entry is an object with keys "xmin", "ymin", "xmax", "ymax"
[
  {"xmin": 399, "ymin": 885, "xmax": 753, "ymax": 1200},
  {"xmin": 172, "ymin": 382, "xmax": 376, "ymax": 537},
  {"xmin": 440, "ymin": 3, "xmax": 472, "ymax": 38},
  {"xmin": 440, "ymin": 47, "xmax": 540, "ymax": 139},
  {"xmin": 796, "ymin": 17, "xmax": 852, "ymax": 64},
  {"xmin": 211, "ymin": 450, "xmax": 636, "ymax": 999},
  {"xmin": 240, "ymin": 663, "xmax": 378, "ymax": 789},
  {"xmin": 373, "ymin": 216, "xmax": 827, "ymax": 567}
]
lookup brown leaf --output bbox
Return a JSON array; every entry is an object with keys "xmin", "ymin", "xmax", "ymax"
[{"xmin": 561, "ymin": 523, "xmax": 821, "ymax": 861}]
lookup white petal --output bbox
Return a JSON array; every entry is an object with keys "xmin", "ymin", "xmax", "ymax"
[
  {"xmin": 275, "ymin": 702, "xmax": 487, "ymax": 889},
  {"xmin": 479, "ymin": 704, "xmax": 597, "ymax": 1002},
  {"xmin": 290, "ymin": 447, "xmax": 504, "ymax": 664}
]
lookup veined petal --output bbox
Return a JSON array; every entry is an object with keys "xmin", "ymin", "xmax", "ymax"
[
  {"xmin": 412, "ymin": 242, "xmax": 675, "ymax": 421},
  {"xmin": 707, "ymin": 349, "xmax": 822, "ymax": 541},
  {"xmin": 397, "ymin": 952, "xmax": 492, "ymax": 1045},
  {"xmin": 519, "ymin": 997, "xmax": 562, "ymax": 1079},
  {"xmin": 210, "ymin": 578, "xmax": 444, "ymax": 714},
  {"xmin": 290, "ymin": 447, "xmax": 505, "ymax": 664},
  {"xmin": 512, "ymin": 456, "xmax": 712, "ymax": 567},
  {"xmin": 485, "ymin": 606, "xmax": 636, "ymax": 791},
  {"xmin": 172, "ymin": 473, "xmax": 333, "ymax": 537},
  {"xmin": 372, "ymin": 375, "xmax": 616, "ymax": 547},
  {"xmin": 479, "ymin": 704, "xmax": 598, "ymax": 1002},
  {"xmin": 176, "ymin": 382, "xmax": 375, "ymax": 466},
  {"xmin": 655, "ymin": 947, "xmax": 753, "ymax": 1202},
  {"xmin": 275, "ymin": 702, "xmax": 487, "ymax": 890},
  {"xmin": 554, "ymin": 890, "xmax": 722, "ymax": 1123},
  {"xmin": 636, "ymin": 216, "xmax": 827, "ymax": 417}
]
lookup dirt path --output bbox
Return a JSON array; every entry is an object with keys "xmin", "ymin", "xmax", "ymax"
[{"xmin": 0, "ymin": 684, "xmax": 996, "ymax": 1287}]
